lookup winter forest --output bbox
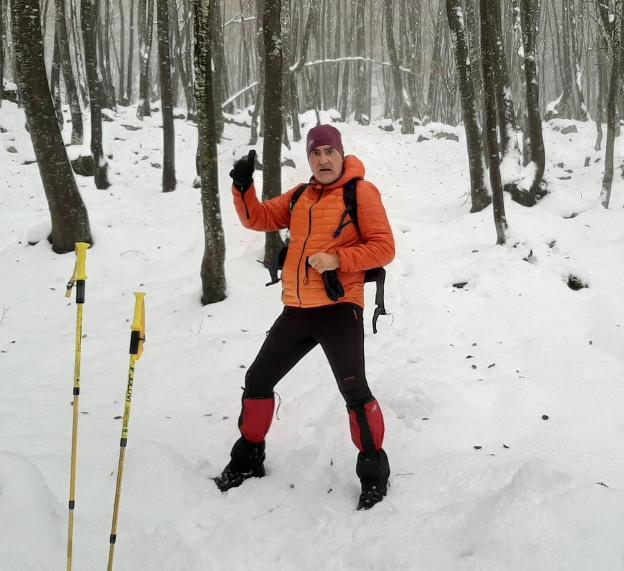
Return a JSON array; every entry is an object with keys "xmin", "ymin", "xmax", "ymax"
[{"xmin": 2, "ymin": 0, "xmax": 624, "ymax": 569}]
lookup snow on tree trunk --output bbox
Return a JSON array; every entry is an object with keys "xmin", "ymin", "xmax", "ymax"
[
  {"xmin": 56, "ymin": 0, "xmax": 84, "ymax": 144},
  {"xmin": 11, "ymin": 0, "xmax": 92, "ymax": 253},
  {"xmin": 568, "ymin": 0, "xmax": 588, "ymax": 121},
  {"xmin": 194, "ymin": 0, "xmax": 226, "ymax": 304},
  {"xmin": 262, "ymin": 0, "xmax": 286, "ymax": 284},
  {"xmin": 518, "ymin": 0, "xmax": 545, "ymax": 206},
  {"xmin": 384, "ymin": 0, "xmax": 414, "ymax": 133},
  {"xmin": 446, "ymin": 0, "xmax": 490, "ymax": 213},
  {"xmin": 480, "ymin": 0, "xmax": 507, "ymax": 245},
  {"xmin": 156, "ymin": 0, "xmax": 176, "ymax": 192},
  {"xmin": 81, "ymin": 0, "xmax": 111, "ymax": 189},
  {"xmin": 600, "ymin": 0, "xmax": 622, "ymax": 208},
  {"xmin": 489, "ymin": 0, "xmax": 522, "ymax": 191}
]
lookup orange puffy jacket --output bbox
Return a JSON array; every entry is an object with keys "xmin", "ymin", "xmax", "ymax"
[{"xmin": 232, "ymin": 155, "xmax": 395, "ymax": 309}]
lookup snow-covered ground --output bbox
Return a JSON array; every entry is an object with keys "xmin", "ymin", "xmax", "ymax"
[{"xmin": 1, "ymin": 102, "xmax": 624, "ymax": 570}]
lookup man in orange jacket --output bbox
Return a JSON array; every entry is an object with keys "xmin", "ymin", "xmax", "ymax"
[{"xmin": 215, "ymin": 124, "xmax": 395, "ymax": 510}]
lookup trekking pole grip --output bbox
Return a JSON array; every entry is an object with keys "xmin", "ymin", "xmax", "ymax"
[
  {"xmin": 74, "ymin": 242, "xmax": 89, "ymax": 304},
  {"xmin": 129, "ymin": 292, "xmax": 146, "ymax": 357}
]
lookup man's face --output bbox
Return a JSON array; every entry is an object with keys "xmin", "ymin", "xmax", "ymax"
[{"xmin": 308, "ymin": 145, "xmax": 344, "ymax": 185}]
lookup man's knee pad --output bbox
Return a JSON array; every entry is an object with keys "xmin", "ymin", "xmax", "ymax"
[
  {"xmin": 239, "ymin": 396, "xmax": 275, "ymax": 443},
  {"xmin": 348, "ymin": 398, "xmax": 385, "ymax": 455}
]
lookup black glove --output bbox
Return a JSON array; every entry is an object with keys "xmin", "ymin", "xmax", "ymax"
[
  {"xmin": 230, "ymin": 149, "xmax": 256, "ymax": 192},
  {"xmin": 322, "ymin": 270, "xmax": 345, "ymax": 302}
]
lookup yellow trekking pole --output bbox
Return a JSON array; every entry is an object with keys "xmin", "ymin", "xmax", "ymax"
[
  {"xmin": 107, "ymin": 292, "xmax": 146, "ymax": 571},
  {"xmin": 64, "ymin": 242, "xmax": 89, "ymax": 571}
]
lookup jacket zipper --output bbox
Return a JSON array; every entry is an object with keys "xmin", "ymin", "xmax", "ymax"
[{"xmin": 296, "ymin": 192, "xmax": 322, "ymax": 305}]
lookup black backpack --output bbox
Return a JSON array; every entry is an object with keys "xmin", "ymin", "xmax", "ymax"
[{"xmin": 272, "ymin": 178, "xmax": 388, "ymax": 334}]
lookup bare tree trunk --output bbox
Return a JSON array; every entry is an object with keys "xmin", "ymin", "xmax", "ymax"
[
  {"xmin": 184, "ymin": 0, "xmax": 194, "ymax": 110},
  {"xmin": 447, "ymin": 0, "xmax": 490, "ymax": 212},
  {"xmin": 489, "ymin": 0, "xmax": 522, "ymax": 192},
  {"xmin": 57, "ymin": 0, "xmax": 83, "ymax": 143},
  {"xmin": 546, "ymin": 0, "xmax": 574, "ymax": 120},
  {"xmin": 480, "ymin": 0, "xmax": 507, "ymax": 245},
  {"xmin": 600, "ymin": 0, "xmax": 622, "ymax": 208},
  {"xmin": 156, "ymin": 0, "xmax": 176, "ymax": 192},
  {"xmin": 0, "ymin": 0, "xmax": 4, "ymax": 106},
  {"xmin": 249, "ymin": 0, "xmax": 264, "ymax": 144},
  {"xmin": 101, "ymin": 0, "xmax": 116, "ymax": 108},
  {"xmin": 339, "ymin": 0, "xmax": 354, "ymax": 121},
  {"xmin": 595, "ymin": 12, "xmax": 607, "ymax": 151},
  {"xmin": 119, "ymin": 0, "xmax": 125, "ymax": 102},
  {"xmin": 238, "ymin": 0, "xmax": 253, "ymax": 108},
  {"xmin": 194, "ymin": 0, "xmax": 226, "ymax": 304},
  {"xmin": 211, "ymin": 0, "xmax": 230, "ymax": 114},
  {"xmin": 11, "ymin": 0, "xmax": 92, "ymax": 253},
  {"xmin": 136, "ymin": 0, "xmax": 155, "ymax": 119},
  {"xmin": 569, "ymin": 0, "xmax": 588, "ymax": 120},
  {"xmin": 126, "ymin": 0, "xmax": 135, "ymax": 104},
  {"xmin": 427, "ymin": 5, "xmax": 444, "ymax": 121},
  {"xmin": 519, "ymin": 0, "xmax": 545, "ymax": 205},
  {"xmin": 81, "ymin": 0, "xmax": 111, "ymax": 188},
  {"xmin": 384, "ymin": 0, "xmax": 414, "ymax": 133},
  {"xmin": 69, "ymin": 0, "xmax": 90, "ymax": 108},
  {"xmin": 354, "ymin": 0, "xmax": 368, "ymax": 124},
  {"xmin": 262, "ymin": 0, "xmax": 285, "ymax": 284},
  {"xmin": 51, "ymin": 33, "xmax": 63, "ymax": 129},
  {"xmin": 172, "ymin": 0, "xmax": 195, "ymax": 119},
  {"xmin": 280, "ymin": 0, "xmax": 294, "ymax": 140}
]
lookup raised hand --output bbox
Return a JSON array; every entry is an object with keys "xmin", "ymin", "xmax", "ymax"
[{"xmin": 230, "ymin": 149, "xmax": 257, "ymax": 192}]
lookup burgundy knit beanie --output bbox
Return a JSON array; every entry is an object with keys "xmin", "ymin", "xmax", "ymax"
[{"xmin": 306, "ymin": 124, "xmax": 344, "ymax": 156}]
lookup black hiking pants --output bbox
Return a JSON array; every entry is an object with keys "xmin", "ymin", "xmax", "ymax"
[{"xmin": 244, "ymin": 303, "xmax": 373, "ymax": 406}]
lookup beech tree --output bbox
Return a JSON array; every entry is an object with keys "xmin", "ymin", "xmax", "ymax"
[
  {"xmin": 384, "ymin": 0, "xmax": 413, "ymax": 133},
  {"xmin": 81, "ymin": 0, "xmax": 111, "ymax": 189},
  {"xmin": 11, "ymin": 0, "xmax": 92, "ymax": 253},
  {"xmin": 447, "ymin": 0, "xmax": 490, "ymax": 213},
  {"xmin": 156, "ymin": 0, "xmax": 176, "ymax": 192},
  {"xmin": 195, "ymin": 0, "xmax": 226, "ymax": 303},
  {"xmin": 480, "ymin": 0, "xmax": 507, "ymax": 245},
  {"xmin": 137, "ymin": 0, "xmax": 155, "ymax": 119},
  {"xmin": 261, "ymin": 0, "xmax": 286, "ymax": 284},
  {"xmin": 599, "ymin": 0, "xmax": 623, "ymax": 208},
  {"xmin": 56, "ymin": 0, "xmax": 83, "ymax": 144},
  {"xmin": 353, "ymin": 0, "xmax": 368, "ymax": 124},
  {"xmin": 518, "ymin": 0, "xmax": 545, "ymax": 206}
]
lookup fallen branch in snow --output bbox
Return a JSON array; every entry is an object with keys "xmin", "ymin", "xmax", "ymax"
[
  {"xmin": 0, "ymin": 307, "xmax": 9, "ymax": 324},
  {"xmin": 220, "ymin": 82, "xmax": 259, "ymax": 110},
  {"xmin": 291, "ymin": 56, "xmax": 416, "ymax": 75}
]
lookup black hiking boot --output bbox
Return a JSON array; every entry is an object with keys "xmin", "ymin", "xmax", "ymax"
[
  {"xmin": 355, "ymin": 449, "xmax": 390, "ymax": 510},
  {"xmin": 214, "ymin": 437, "xmax": 266, "ymax": 492},
  {"xmin": 357, "ymin": 482, "xmax": 388, "ymax": 510}
]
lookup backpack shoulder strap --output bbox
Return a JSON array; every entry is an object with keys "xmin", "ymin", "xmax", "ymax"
[
  {"xmin": 343, "ymin": 178, "xmax": 362, "ymax": 235},
  {"xmin": 289, "ymin": 183, "xmax": 309, "ymax": 214}
]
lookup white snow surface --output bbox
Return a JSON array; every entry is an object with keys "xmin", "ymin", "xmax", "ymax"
[{"xmin": 1, "ymin": 102, "xmax": 624, "ymax": 570}]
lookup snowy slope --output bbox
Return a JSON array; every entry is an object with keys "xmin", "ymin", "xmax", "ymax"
[{"xmin": 1, "ymin": 102, "xmax": 624, "ymax": 570}]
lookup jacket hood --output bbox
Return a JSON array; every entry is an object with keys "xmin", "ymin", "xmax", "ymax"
[{"xmin": 311, "ymin": 155, "xmax": 365, "ymax": 190}]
